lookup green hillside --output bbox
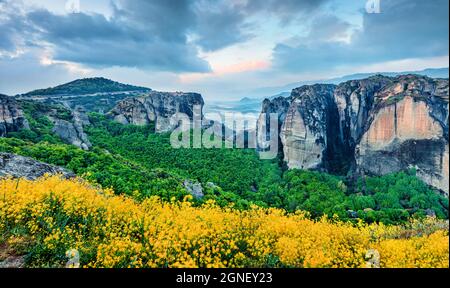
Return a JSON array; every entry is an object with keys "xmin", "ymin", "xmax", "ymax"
[{"xmin": 21, "ymin": 77, "xmax": 151, "ymax": 96}]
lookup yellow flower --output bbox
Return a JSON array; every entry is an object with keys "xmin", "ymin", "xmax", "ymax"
[{"xmin": 0, "ymin": 176, "xmax": 447, "ymax": 268}]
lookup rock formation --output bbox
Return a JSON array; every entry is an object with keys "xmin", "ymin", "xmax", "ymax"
[
  {"xmin": 279, "ymin": 84, "xmax": 339, "ymax": 171},
  {"xmin": 333, "ymin": 76, "xmax": 394, "ymax": 153},
  {"xmin": 356, "ymin": 75, "xmax": 449, "ymax": 194},
  {"xmin": 183, "ymin": 180, "xmax": 204, "ymax": 199},
  {"xmin": 108, "ymin": 91, "xmax": 204, "ymax": 133},
  {"xmin": 0, "ymin": 94, "xmax": 29, "ymax": 137},
  {"xmin": 258, "ymin": 75, "xmax": 449, "ymax": 195},
  {"xmin": 51, "ymin": 106, "xmax": 92, "ymax": 150},
  {"xmin": 52, "ymin": 118, "xmax": 91, "ymax": 150},
  {"xmin": 0, "ymin": 153, "xmax": 75, "ymax": 180}
]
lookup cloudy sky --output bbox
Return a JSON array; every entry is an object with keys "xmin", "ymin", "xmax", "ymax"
[{"xmin": 0, "ymin": 0, "xmax": 448, "ymax": 100}]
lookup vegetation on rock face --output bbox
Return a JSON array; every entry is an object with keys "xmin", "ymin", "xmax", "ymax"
[
  {"xmin": 21, "ymin": 78, "xmax": 151, "ymax": 96},
  {"xmin": 0, "ymin": 176, "xmax": 447, "ymax": 268},
  {"xmin": 7, "ymin": 101, "xmax": 69, "ymax": 144}
]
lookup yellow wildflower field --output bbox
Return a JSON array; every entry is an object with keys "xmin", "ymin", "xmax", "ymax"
[{"xmin": 0, "ymin": 176, "xmax": 448, "ymax": 268}]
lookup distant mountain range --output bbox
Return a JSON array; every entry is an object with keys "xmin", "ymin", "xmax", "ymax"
[
  {"xmin": 225, "ymin": 68, "xmax": 449, "ymax": 115},
  {"xmin": 249, "ymin": 67, "xmax": 449, "ymax": 100},
  {"xmin": 20, "ymin": 77, "xmax": 151, "ymax": 97}
]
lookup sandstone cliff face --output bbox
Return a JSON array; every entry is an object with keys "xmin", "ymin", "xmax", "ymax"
[
  {"xmin": 333, "ymin": 76, "xmax": 393, "ymax": 152},
  {"xmin": 109, "ymin": 91, "xmax": 204, "ymax": 133},
  {"xmin": 0, "ymin": 94, "xmax": 29, "ymax": 137},
  {"xmin": 356, "ymin": 76, "xmax": 449, "ymax": 195},
  {"xmin": 258, "ymin": 75, "xmax": 449, "ymax": 194},
  {"xmin": 279, "ymin": 84, "xmax": 338, "ymax": 170},
  {"xmin": 0, "ymin": 153, "xmax": 75, "ymax": 180}
]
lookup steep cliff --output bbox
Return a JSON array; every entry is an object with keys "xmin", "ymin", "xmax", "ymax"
[
  {"xmin": 0, "ymin": 94, "xmax": 29, "ymax": 137},
  {"xmin": 257, "ymin": 96, "xmax": 291, "ymax": 155},
  {"xmin": 279, "ymin": 84, "xmax": 343, "ymax": 171},
  {"xmin": 109, "ymin": 91, "xmax": 204, "ymax": 133},
  {"xmin": 356, "ymin": 75, "xmax": 449, "ymax": 195},
  {"xmin": 333, "ymin": 76, "xmax": 394, "ymax": 153},
  {"xmin": 258, "ymin": 84, "xmax": 352, "ymax": 173},
  {"xmin": 258, "ymin": 75, "xmax": 449, "ymax": 194}
]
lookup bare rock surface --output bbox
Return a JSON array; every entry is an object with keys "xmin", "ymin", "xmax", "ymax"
[
  {"xmin": 109, "ymin": 91, "xmax": 204, "ymax": 133},
  {"xmin": 0, "ymin": 153, "xmax": 75, "ymax": 180},
  {"xmin": 0, "ymin": 94, "xmax": 29, "ymax": 137}
]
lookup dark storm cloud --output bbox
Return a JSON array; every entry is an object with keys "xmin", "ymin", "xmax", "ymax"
[
  {"xmin": 113, "ymin": 0, "xmax": 195, "ymax": 43},
  {"xmin": 26, "ymin": 3, "xmax": 211, "ymax": 72},
  {"xmin": 19, "ymin": 0, "xmax": 262, "ymax": 71},
  {"xmin": 190, "ymin": 0, "xmax": 331, "ymax": 51},
  {"xmin": 2, "ymin": 0, "xmax": 447, "ymax": 74},
  {"xmin": 1, "ymin": 0, "xmax": 333, "ymax": 68},
  {"xmin": 244, "ymin": 0, "xmax": 330, "ymax": 22},
  {"xmin": 192, "ymin": 1, "xmax": 252, "ymax": 52},
  {"xmin": 273, "ymin": 0, "xmax": 449, "ymax": 72},
  {"xmin": 354, "ymin": 0, "xmax": 449, "ymax": 57},
  {"xmin": 0, "ymin": 1, "xmax": 35, "ymax": 53}
]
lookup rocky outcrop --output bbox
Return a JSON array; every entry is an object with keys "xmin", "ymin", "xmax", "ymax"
[
  {"xmin": 356, "ymin": 76, "xmax": 449, "ymax": 195},
  {"xmin": 109, "ymin": 91, "xmax": 204, "ymax": 133},
  {"xmin": 0, "ymin": 153, "xmax": 75, "ymax": 180},
  {"xmin": 258, "ymin": 75, "xmax": 449, "ymax": 194},
  {"xmin": 1, "ymin": 95, "xmax": 91, "ymax": 150},
  {"xmin": 0, "ymin": 94, "xmax": 29, "ymax": 137},
  {"xmin": 52, "ymin": 119, "xmax": 91, "ymax": 150},
  {"xmin": 0, "ymin": 256, "xmax": 26, "ymax": 268},
  {"xmin": 257, "ymin": 96, "xmax": 291, "ymax": 155},
  {"xmin": 183, "ymin": 180, "xmax": 204, "ymax": 199},
  {"xmin": 279, "ymin": 84, "xmax": 339, "ymax": 171},
  {"xmin": 51, "ymin": 106, "xmax": 91, "ymax": 150}
]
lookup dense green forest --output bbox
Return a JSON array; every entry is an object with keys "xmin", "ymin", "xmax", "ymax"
[
  {"xmin": 86, "ymin": 113, "xmax": 449, "ymax": 224},
  {"xmin": 86, "ymin": 113, "xmax": 282, "ymax": 197},
  {"xmin": 1, "ymin": 104, "xmax": 448, "ymax": 224}
]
